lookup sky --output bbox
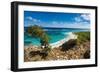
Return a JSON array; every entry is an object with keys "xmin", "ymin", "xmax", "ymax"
[{"xmin": 24, "ymin": 11, "xmax": 90, "ymax": 29}]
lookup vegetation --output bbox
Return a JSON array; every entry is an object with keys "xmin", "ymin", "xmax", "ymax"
[
  {"xmin": 28, "ymin": 25, "xmax": 45, "ymax": 38},
  {"xmin": 27, "ymin": 25, "xmax": 51, "ymax": 59},
  {"xmin": 74, "ymin": 32, "xmax": 90, "ymax": 45},
  {"xmin": 27, "ymin": 25, "xmax": 50, "ymax": 47},
  {"xmin": 25, "ymin": 28, "xmax": 90, "ymax": 61}
]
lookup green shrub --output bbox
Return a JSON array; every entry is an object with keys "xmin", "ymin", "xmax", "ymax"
[
  {"xmin": 74, "ymin": 32, "xmax": 90, "ymax": 45},
  {"xmin": 27, "ymin": 25, "xmax": 51, "ymax": 54}
]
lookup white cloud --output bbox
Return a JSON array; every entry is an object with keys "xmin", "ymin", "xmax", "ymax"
[
  {"xmin": 75, "ymin": 17, "xmax": 82, "ymax": 22},
  {"xmin": 75, "ymin": 14, "xmax": 90, "ymax": 23},
  {"xmin": 26, "ymin": 16, "xmax": 41, "ymax": 22},
  {"xmin": 61, "ymin": 22, "xmax": 90, "ymax": 29},
  {"xmin": 81, "ymin": 14, "xmax": 90, "ymax": 21},
  {"xmin": 32, "ymin": 18, "xmax": 38, "ymax": 22},
  {"xmin": 52, "ymin": 21, "xmax": 58, "ymax": 24},
  {"xmin": 25, "ymin": 15, "xmax": 90, "ymax": 29},
  {"xmin": 45, "ymin": 21, "xmax": 90, "ymax": 29},
  {"xmin": 26, "ymin": 16, "xmax": 33, "ymax": 20},
  {"xmin": 25, "ymin": 16, "xmax": 41, "ymax": 27}
]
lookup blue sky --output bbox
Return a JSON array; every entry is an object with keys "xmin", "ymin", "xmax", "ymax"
[{"xmin": 24, "ymin": 11, "xmax": 90, "ymax": 29}]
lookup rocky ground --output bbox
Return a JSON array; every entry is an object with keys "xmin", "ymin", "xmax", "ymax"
[{"xmin": 24, "ymin": 40, "xmax": 90, "ymax": 62}]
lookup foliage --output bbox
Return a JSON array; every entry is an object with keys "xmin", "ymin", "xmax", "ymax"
[
  {"xmin": 74, "ymin": 32, "xmax": 90, "ymax": 45},
  {"xmin": 40, "ymin": 34, "xmax": 50, "ymax": 45},
  {"xmin": 27, "ymin": 25, "xmax": 50, "ymax": 50},
  {"xmin": 28, "ymin": 25, "xmax": 45, "ymax": 38}
]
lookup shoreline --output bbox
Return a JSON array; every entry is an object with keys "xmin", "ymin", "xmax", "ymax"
[
  {"xmin": 24, "ymin": 32, "xmax": 77, "ymax": 49},
  {"xmin": 24, "ymin": 32, "xmax": 90, "ymax": 62},
  {"xmin": 50, "ymin": 32, "xmax": 77, "ymax": 49}
]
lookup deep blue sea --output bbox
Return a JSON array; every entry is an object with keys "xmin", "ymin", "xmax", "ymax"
[{"xmin": 24, "ymin": 27, "xmax": 90, "ymax": 46}]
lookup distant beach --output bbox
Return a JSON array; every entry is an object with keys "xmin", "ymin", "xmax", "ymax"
[
  {"xmin": 50, "ymin": 32, "xmax": 77, "ymax": 48},
  {"xmin": 24, "ymin": 32, "xmax": 77, "ymax": 49}
]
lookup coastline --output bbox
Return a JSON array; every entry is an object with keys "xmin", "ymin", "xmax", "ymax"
[
  {"xmin": 24, "ymin": 32, "xmax": 77, "ymax": 49},
  {"xmin": 24, "ymin": 32, "xmax": 90, "ymax": 62},
  {"xmin": 50, "ymin": 32, "xmax": 77, "ymax": 49}
]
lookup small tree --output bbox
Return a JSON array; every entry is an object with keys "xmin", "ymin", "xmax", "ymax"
[
  {"xmin": 27, "ymin": 25, "xmax": 50, "ymax": 49},
  {"xmin": 40, "ymin": 34, "xmax": 50, "ymax": 47},
  {"xmin": 28, "ymin": 25, "xmax": 45, "ymax": 38}
]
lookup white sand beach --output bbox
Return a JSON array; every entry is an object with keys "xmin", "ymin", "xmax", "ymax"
[
  {"xmin": 24, "ymin": 32, "xmax": 77, "ymax": 49},
  {"xmin": 50, "ymin": 32, "xmax": 77, "ymax": 49}
]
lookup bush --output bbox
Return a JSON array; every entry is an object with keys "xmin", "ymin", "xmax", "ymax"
[
  {"xmin": 74, "ymin": 32, "xmax": 90, "ymax": 45},
  {"xmin": 27, "ymin": 25, "xmax": 50, "ymax": 49}
]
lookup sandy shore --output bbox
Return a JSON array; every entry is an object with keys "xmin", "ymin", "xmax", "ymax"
[
  {"xmin": 24, "ymin": 32, "xmax": 77, "ymax": 49},
  {"xmin": 50, "ymin": 32, "xmax": 77, "ymax": 48}
]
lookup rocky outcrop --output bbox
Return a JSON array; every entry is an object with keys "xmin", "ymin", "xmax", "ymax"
[{"xmin": 24, "ymin": 41, "xmax": 90, "ymax": 62}]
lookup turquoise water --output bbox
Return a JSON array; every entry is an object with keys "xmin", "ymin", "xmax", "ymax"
[{"xmin": 24, "ymin": 28, "xmax": 89, "ymax": 46}]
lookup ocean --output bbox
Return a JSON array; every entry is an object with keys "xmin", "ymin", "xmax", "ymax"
[{"xmin": 24, "ymin": 27, "xmax": 90, "ymax": 46}]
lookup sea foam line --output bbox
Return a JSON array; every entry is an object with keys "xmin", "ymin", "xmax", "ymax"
[{"xmin": 50, "ymin": 32, "xmax": 77, "ymax": 49}]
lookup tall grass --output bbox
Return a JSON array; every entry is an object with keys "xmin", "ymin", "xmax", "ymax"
[{"xmin": 74, "ymin": 32, "xmax": 90, "ymax": 45}]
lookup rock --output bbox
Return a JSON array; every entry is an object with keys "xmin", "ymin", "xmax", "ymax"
[
  {"xmin": 24, "ymin": 41, "xmax": 90, "ymax": 61},
  {"xmin": 29, "ymin": 51, "xmax": 40, "ymax": 58},
  {"xmin": 83, "ymin": 50, "xmax": 90, "ymax": 59},
  {"xmin": 60, "ymin": 39, "xmax": 77, "ymax": 51}
]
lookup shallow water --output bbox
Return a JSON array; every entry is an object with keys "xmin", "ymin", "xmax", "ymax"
[{"xmin": 24, "ymin": 28, "xmax": 89, "ymax": 46}]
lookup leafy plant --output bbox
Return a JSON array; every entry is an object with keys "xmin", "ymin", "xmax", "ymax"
[{"xmin": 27, "ymin": 25, "xmax": 50, "ymax": 50}]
